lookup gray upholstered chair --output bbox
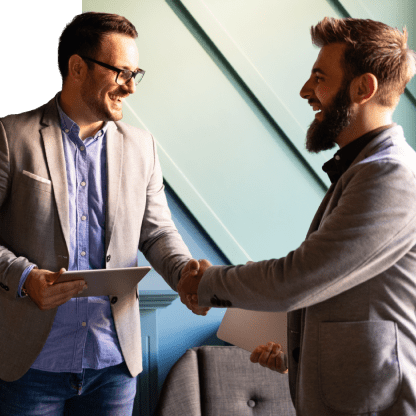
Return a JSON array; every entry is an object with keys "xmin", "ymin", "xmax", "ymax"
[{"xmin": 155, "ymin": 345, "xmax": 296, "ymax": 415}]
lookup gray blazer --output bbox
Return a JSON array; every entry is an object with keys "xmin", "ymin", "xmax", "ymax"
[
  {"xmin": 0, "ymin": 96, "xmax": 191, "ymax": 382},
  {"xmin": 198, "ymin": 126, "xmax": 416, "ymax": 415}
]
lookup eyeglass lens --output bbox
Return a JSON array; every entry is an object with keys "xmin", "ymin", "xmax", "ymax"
[{"xmin": 117, "ymin": 70, "xmax": 143, "ymax": 86}]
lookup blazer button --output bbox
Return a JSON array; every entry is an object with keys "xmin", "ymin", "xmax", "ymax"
[
  {"xmin": 111, "ymin": 296, "xmax": 118, "ymax": 304},
  {"xmin": 106, "ymin": 255, "xmax": 111, "ymax": 262},
  {"xmin": 247, "ymin": 399, "xmax": 256, "ymax": 408}
]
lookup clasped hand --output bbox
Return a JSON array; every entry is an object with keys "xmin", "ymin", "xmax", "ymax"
[{"xmin": 178, "ymin": 259, "xmax": 212, "ymax": 316}]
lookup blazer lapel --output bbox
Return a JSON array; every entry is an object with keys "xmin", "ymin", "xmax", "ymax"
[
  {"xmin": 40, "ymin": 98, "xmax": 71, "ymax": 254},
  {"xmin": 105, "ymin": 122, "xmax": 123, "ymax": 255}
]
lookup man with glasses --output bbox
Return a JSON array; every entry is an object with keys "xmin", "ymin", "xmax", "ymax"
[{"xmin": 0, "ymin": 12, "xmax": 208, "ymax": 415}]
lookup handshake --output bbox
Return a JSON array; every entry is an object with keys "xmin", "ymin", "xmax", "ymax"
[{"xmin": 177, "ymin": 258, "xmax": 212, "ymax": 316}]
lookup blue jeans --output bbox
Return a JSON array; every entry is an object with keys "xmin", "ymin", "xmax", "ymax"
[{"xmin": 0, "ymin": 362, "xmax": 137, "ymax": 416}]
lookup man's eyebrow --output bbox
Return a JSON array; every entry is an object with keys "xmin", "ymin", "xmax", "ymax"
[
  {"xmin": 120, "ymin": 65, "xmax": 140, "ymax": 72},
  {"xmin": 312, "ymin": 67, "xmax": 328, "ymax": 76}
]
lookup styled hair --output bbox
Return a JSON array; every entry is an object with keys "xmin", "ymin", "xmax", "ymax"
[
  {"xmin": 58, "ymin": 12, "xmax": 138, "ymax": 81},
  {"xmin": 311, "ymin": 17, "xmax": 416, "ymax": 107}
]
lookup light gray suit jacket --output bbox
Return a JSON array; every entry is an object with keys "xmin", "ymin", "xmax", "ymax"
[
  {"xmin": 0, "ymin": 96, "xmax": 191, "ymax": 382},
  {"xmin": 198, "ymin": 126, "xmax": 416, "ymax": 415}
]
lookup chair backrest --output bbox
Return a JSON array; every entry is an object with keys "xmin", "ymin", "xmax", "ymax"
[{"xmin": 155, "ymin": 345, "xmax": 296, "ymax": 416}]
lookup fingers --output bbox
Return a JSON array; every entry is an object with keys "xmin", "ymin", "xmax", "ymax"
[
  {"xmin": 250, "ymin": 342, "xmax": 288, "ymax": 374},
  {"xmin": 186, "ymin": 294, "xmax": 210, "ymax": 316},
  {"xmin": 181, "ymin": 259, "xmax": 199, "ymax": 278},
  {"xmin": 258, "ymin": 342, "xmax": 279, "ymax": 368},
  {"xmin": 25, "ymin": 268, "xmax": 88, "ymax": 311},
  {"xmin": 39, "ymin": 280, "xmax": 87, "ymax": 310},
  {"xmin": 178, "ymin": 259, "xmax": 212, "ymax": 316},
  {"xmin": 250, "ymin": 345, "xmax": 264, "ymax": 363},
  {"xmin": 197, "ymin": 259, "xmax": 212, "ymax": 273}
]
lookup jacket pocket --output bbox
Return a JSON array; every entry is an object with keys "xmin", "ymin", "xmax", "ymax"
[
  {"xmin": 319, "ymin": 320, "xmax": 401, "ymax": 414},
  {"xmin": 11, "ymin": 170, "xmax": 54, "ymax": 224}
]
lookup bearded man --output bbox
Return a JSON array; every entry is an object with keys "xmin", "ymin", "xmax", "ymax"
[{"xmin": 179, "ymin": 17, "xmax": 416, "ymax": 416}]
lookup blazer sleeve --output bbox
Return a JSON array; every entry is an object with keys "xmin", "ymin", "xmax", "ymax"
[
  {"xmin": 138, "ymin": 134, "xmax": 192, "ymax": 291},
  {"xmin": 0, "ymin": 120, "xmax": 36, "ymax": 300},
  {"xmin": 198, "ymin": 157, "xmax": 416, "ymax": 311}
]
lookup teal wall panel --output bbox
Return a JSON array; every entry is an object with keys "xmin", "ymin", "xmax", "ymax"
[
  {"xmin": 0, "ymin": 2, "xmax": 81, "ymax": 117},
  {"xmin": 83, "ymin": 0, "xmax": 333, "ymax": 266}
]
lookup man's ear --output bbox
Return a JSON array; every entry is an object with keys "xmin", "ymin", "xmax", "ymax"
[
  {"xmin": 351, "ymin": 73, "xmax": 378, "ymax": 104},
  {"xmin": 67, "ymin": 54, "xmax": 87, "ymax": 82}
]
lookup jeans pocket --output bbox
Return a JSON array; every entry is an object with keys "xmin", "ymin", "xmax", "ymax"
[{"xmin": 319, "ymin": 320, "xmax": 401, "ymax": 414}]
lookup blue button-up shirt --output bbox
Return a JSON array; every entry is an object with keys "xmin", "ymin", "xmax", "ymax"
[{"xmin": 20, "ymin": 96, "xmax": 124, "ymax": 373}]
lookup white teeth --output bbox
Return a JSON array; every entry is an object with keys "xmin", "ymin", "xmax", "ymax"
[{"xmin": 109, "ymin": 95, "xmax": 122, "ymax": 101}]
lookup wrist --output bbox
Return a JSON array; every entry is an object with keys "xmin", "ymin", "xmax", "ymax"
[{"xmin": 22, "ymin": 267, "xmax": 38, "ymax": 297}]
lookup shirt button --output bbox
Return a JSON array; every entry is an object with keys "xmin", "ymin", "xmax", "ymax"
[
  {"xmin": 80, "ymin": 146, "xmax": 85, "ymax": 151},
  {"xmin": 98, "ymin": 131, "xmax": 103, "ymax": 137},
  {"xmin": 81, "ymin": 215, "xmax": 87, "ymax": 221},
  {"xmin": 111, "ymin": 297, "xmax": 118, "ymax": 305},
  {"xmin": 64, "ymin": 128, "xmax": 69, "ymax": 133},
  {"xmin": 80, "ymin": 181, "xmax": 86, "ymax": 187},
  {"xmin": 335, "ymin": 155, "xmax": 341, "ymax": 160},
  {"xmin": 80, "ymin": 251, "xmax": 86, "ymax": 257},
  {"xmin": 81, "ymin": 322, "xmax": 87, "ymax": 327}
]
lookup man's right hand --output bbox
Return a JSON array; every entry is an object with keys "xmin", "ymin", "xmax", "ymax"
[{"xmin": 24, "ymin": 268, "xmax": 87, "ymax": 311}]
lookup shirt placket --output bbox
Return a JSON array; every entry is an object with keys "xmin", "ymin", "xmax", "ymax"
[{"xmin": 71, "ymin": 139, "xmax": 90, "ymax": 371}]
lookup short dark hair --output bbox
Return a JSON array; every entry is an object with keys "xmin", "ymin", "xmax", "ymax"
[
  {"xmin": 58, "ymin": 12, "xmax": 138, "ymax": 81},
  {"xmin": 311, "ymin": 17, "xmax": 416, "ymax": 107}
]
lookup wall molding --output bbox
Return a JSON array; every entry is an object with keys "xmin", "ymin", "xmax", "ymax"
[{"xmin": 139, "ymin": 290, "xmax": 179, "ymax": 309}]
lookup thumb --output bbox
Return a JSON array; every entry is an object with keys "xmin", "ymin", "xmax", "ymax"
[
  {"xmin": 198, "ymin": 259, "xmax": 212, "ymax": 273},
  {"xmin": 45, "ymin": 268, "xmax": 66, "ymax": 285},
  {"xmin": 188, "ymin": 259, "xmax": 200, "ymax": 272}
]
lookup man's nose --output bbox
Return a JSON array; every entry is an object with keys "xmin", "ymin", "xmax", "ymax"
[
  {"xmin": 300, "ymin": 78, "xmax": 312, "ymax": 100},
  {"xmin": 124, "ymin": 78, "xmax": 136, "ymax": 94}
]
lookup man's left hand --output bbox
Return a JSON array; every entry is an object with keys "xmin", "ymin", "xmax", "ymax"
[
  {"xmin": 178, "ymin": 259, "xmax": 212, "ymax": 316},
  {"xmin": 250, "ymin": 341, "xmax": 288, "ymax": 374}
]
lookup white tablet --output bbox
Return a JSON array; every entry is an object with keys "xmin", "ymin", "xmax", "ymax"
[{"xmin": 58, "ymin": 266, "xmax": 151, "ymax": 297}]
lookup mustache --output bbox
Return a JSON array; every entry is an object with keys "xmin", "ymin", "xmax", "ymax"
[{"xmin": 111, "ymin": 90, "xmax": 129, "ymax": 98}]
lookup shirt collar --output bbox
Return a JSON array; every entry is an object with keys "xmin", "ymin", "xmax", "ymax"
[
  {"xmin": 322, "ymin": 123, "xmax": 396, "ymax": 183},
  {"xmin": 55, "ymin": 93, "xmax": 109, "ymax": 140}
]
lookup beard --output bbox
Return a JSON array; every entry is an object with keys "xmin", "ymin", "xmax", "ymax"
[
  {"xmin": 80, "ymin": 72, "xmax": 126, "ymax": 122},
  {"xmin": 306, "ymin": 79, "xmax": 353, "ymax": 153}
]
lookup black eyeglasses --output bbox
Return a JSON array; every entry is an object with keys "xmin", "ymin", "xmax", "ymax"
[{"xmin": 80, "ymin": 56, "xmax": 145, "ymax": 86}]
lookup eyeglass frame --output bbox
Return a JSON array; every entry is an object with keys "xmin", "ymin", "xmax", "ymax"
[{"xmin": 80, "ymin": 56, "xmax": 145, "ymax": 86}]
